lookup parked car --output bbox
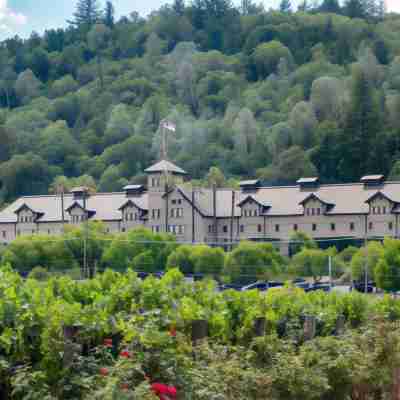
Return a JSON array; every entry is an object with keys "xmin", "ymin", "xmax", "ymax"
[
  {"xmin": 294, "ymin": 281, "xmax": 310, "ymax": 290},
  {"xmin": 306, "ymin": 283, "xmax": 331, "ymax": 292},
  {"xmin": 351, "ymin": 280, "xmax": 375, "ymax": 293},
  {"xmin": 219, "ymin": 283, "xmax": 243, "ymax": 291},
  {"xmin": 268, "ymin": 281, "xmax": 284, "ymax": 288},
  {"xmin": 137, "ymin": 272, "xmax": 149, "ymax": 280},
  {"xmin": 241, "ymin": 282, "xmax": 269, "ymax": 292}
]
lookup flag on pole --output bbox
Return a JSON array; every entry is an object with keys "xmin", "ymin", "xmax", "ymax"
[{"xmin": 161, "ymin": 120, "xmax": 176, "ymax": 132}]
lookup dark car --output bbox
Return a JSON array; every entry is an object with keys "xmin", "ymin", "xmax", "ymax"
[
  {"xmin": 137, "ymin": 272, "xmax": 149, "ymax": 280},
  {"xmin": 351, "ymin": 281, "xmax": 375, "ymax": 293},
  {"xmin": 307, "ymin": 283, "xmax": 331, "ymax": 292},
  {"xmin": 294, "ymin": 281, "xmax": 310, "ymax": 290},
  {"xmin": 268, "ymin": 281, "xmax": 284, "ymax": 288},
  {"xmin": 241, "ymin": 282, "xmax": 269, "ymax": 292},
  {"xmin": 219, "ymin": 283, "xmax": 243, "ymax": 291}
]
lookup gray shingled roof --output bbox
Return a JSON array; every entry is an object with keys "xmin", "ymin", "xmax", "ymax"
[
  {"xmin": 2, "ymin": 181, "xmax": 400, "ymax": 223},
  {"xmin": 0, "ymin": 192, "xmax": 149, "ymax": 223},
  {"xmin": 144, "ymin": 160, "xmax": 187, "ymax": 175}
]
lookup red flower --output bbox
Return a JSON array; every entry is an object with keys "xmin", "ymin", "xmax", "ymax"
[
  {"xmin": 169, "ymin": 327, "xmax": 177, "ymax": 337},
  {"xmin": 144, "ymin": 374, "xmax": 150, "ymax": 381},
  {"xmin": 103, "ymin": 338, "xmax": 113, "ymax": 348},
  {"xmin": 99, "ymin": 367, "xmax": 109, "ymax": 376},
  {"xmin": 151, "ymin": 383, "xmax": 177, "ymax": 399},
  {"xmin": 120, "ymin": 350, "xmax": 131, "ymax": 358},
  {"xmin": 121, "ymin": 383, "xmax": 129, "ymax": 391}
]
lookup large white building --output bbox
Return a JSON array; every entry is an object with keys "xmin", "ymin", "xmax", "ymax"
[{"xmin": 0, "ymin": 160, "xmax": 398, "ymax": 254}]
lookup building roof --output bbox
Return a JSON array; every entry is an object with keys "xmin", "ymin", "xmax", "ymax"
[
  {"xmin": 360, "ymin": 175, "xmax": 385, "ymax": 182},
  {"xmin": 296, "ymin": 177, "xmax": 319, "ymax": 184},
  {"xmin": 0, "ymin": 192, "xmax": 149, "ymax": 223},
  {"xmin": 2, "ymin": 180, "xmax": 400, "ymax": 223},
  {"xmin": 144, "ymin": 160, "xmax": 187, "ymax": 175}
]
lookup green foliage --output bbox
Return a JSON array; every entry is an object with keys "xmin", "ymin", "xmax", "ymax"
[
  {"xmin": 350, "ymin": 241, "xmax": 383, "ymax": 281},
  {"xmin": 224, "ymin": 241, "xmax": 282, "ymax": 284},
  {"xmin": 0, "ymin": 1, "xmax": 398, "ymax": 205},
  {"xmin": 375, "ymin": 238, "xmax": 400, "ymax": 292}
]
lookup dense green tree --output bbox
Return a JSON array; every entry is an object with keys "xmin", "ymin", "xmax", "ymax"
[
  {"xmin": 339, "ymin": 67, "xmax": 381, "ymax": 181},
  {"xmin": 224, "ymin": 241, "xmax": 282, "ymax": 284},
  {"xmin": 319, "ymin": 0, "xmax": 341, "ymax": 13},
  {"xmin": 103, "ymin": 1, "xmax": 115, "ymax": 28},
  {"xmin": 87, "ymin": 24, "xmax": 111, "ymax": 90},
  {"xmin": 279, "ymin": 0, "xmax": 292, "ymax": 13},
  {"xmin": 167, "ymin": 244, "xmax": 197, "ymax": 274},
  {"xmin": 68, "ymin": 0, "xmax": 102, "ymax": 29},
  {"xmin": 14, "ymin": 69, "xmax": 41, "ymax": 105},
  {"xmin": 375, "ymin": 238, "xmax": 400, "ymax": 292},
  {"xmin": 350, "ymin": 241, "xmax": 383, "ymax": 281}
]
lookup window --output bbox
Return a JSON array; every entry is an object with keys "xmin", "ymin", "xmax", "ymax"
[
  {"xmin": 331, "ymin": 223, "xmax": 335, "ymax": 231},
  {"xmin": 317, "ymin": 208, "xmax": 321, "ymax": 216},
  {"xmin": 275, "ymin": 224, "xmax": 280, "ymax": 232},
  {"xmin": 258, "ymin": 224, "xmax": 262, "ymax": 233},
  {"xmin": 130, "ymin": 213, "xmax": 134, "ymax": 221},
  {"xmin": 172, "ymin": 199, "xmax": 177, "ymax": 204},
  {"xmin": 369, "ymin": 222, "xmax": 373, "ymax": 230},
  {"xmin": 178, "ymin": 199, "xmax": 182, "ymax": 205},
  {"xmin": 178, "ymin": 225, "xmax": 185, "ymax": 235},
  {"xmin": 294, "ymin": 224, "xmax": 298, "ymax": 231},
  {"xmin": 152, "ymin": 209, "xmax": 156, "ymax": 219},
  {"xmin": 17, "ymin": 230, "xmax": 20, "ymax": 236},
  {"xmin": 254, "ymin": 209, "xmax": 258, "ymax": 217},
  {"xmin": 135, "ymin": 213, "xmax": 138, "ymax": 221},
  {"xmin": 32, "ymin": 230, "xmax": 35, "ymax": 234},
  {"xmin": 157, "ymin": 209, "xmax": 161, "ymax": 219},
  {"xmin": 372, "ymin": 207, "xmax": 376, "ymax": 214},
  {"xmin": 312, "ymin": 208, "xmax": 315, "ymax": 216},
  {"xmin": 240, "ymin": 225, "xmax": 244, "ymax": 233},
  {"xmin": 350, "ymin": 222, "xmax": 355, "ymax": 231},
  {"xmin": 48, "ymin": 230, "xmax": 51, "ymax": 235},
  {"xmin": 122, "ymin": 227, "xmax": 126, "ymax": 232},
  {"xmin": 389, "ymin": 222, "xmax": 394, "ymax": 230},
  {"xmin": 306, "ymin": 209, "xmax": 310, "ymax": 216},
  {"xmin": 178, "ymin": 208, "xmax": 184, "ymax": 218},
  {"xmin": 223, "ymin": 225, "xmax": 228, "ymax": 233},
  {"xmin": 377, "ymin": 206, "xmax": 381, "ymax": 215},
  {"xmin": 312, "ymin": 223, "xmax": 317, "ymax": 231},
  {"xmin": 170, "ymin": 209, "xmax": 175, "ymax": 218},
  {"xmin": 81, "ymin": 215, "xmax": 85, "ymax": 222},
  {"xmin": 2, "ymin": 231, "xmax": 6, "ymax": 239},
  {"xmin": 208, "ymin": 225, "xmax": 212, "ymax": 233},
  {"xmin": 383, "ymin": 206, "xmax": 387, "ymax": 214},
  {"xmin": 106, "ymin": 228, "xmax": 110, "ymax": 233}
]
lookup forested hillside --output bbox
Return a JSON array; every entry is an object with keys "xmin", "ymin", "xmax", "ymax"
[{"xmin": 0, "ymin": 0, "xmax": 399, "ymax": 204}]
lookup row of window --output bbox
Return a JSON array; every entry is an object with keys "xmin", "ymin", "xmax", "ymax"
[
  {"xmin": 171, "ymin": 208, "xmax": 184, "ymax": 218},
  {"xmin": 168, "ymin": 225, "xmax": 185, "ymax": 235},
  {"xmin": 152, "ymin": 209, "xmax": 161, "ymax": 219},
  {"xmin": 371, "ymin": 206, "xmax": 388, "ymax": 215},
  {"xmin": 71, "ymin": 215, "xmax": 86, "ymax": 223},
  {"xmin": 124, "ymin": 212, "xmax": 139, "ymax": 222},
  {"xmin": 236, "ymin": 222, "xmax": 395, "ymax": 234},
  {"xmin": 306, "ymin": 208, "xmax": 321, "ymax": 216},
  {"xmin": 18, "ymin": 216, "xmax": 34, "ymax": 223},
  {"xmin": 151, "ymin": 177, "xmax": 161, "ymax": 187},
  {"xmin": 171, "ymin": 199, "xmax": 182, "ymax": 205},
  {"xmin": 242, "ymin": 209, "xmax": 259, "ymax": 217}
]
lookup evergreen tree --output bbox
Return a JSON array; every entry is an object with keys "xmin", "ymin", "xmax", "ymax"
[
  {"xmin": 279, "ymin": 0, "xmax": 292, "ymax": 13},
  {"xmin": 344, "ymin": 0, "xmax": 365, "ymax": 18},
  {"xmin": 103, "ymin": 1, "xmax": 115, "ymax": 28},
  {"xmin": 338, "ymin": 68, "xmax": 381, "ymax": 181},
  {"xmin": 173, "ymin": 0, "xmax": 185, "ymax": 15},
  {"xmin": 319, "ymin": 0, "xmax": 341, "ymax": 13},
  {"xmin": 68, "ymin": 0, "xmax": 102, "ymax": 28}
]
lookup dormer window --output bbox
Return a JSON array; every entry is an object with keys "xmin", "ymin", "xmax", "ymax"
[
  {"xmin": 297, "ymin": 177, "xmax": 319, "ymax": 191},
  {"xmin": 361, "ymin": 175, "xmax": 384, "ymax": 189},
  {"xmin": 70, "ymin": 187, "xmax": 89, "ymax": 201}
]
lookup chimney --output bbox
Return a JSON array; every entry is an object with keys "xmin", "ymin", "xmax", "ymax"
[
  {"xmin": 360, "ymin": 175, "xmax": 385, "ymax": 189},
  {"xmin": 297, "ymin": 177, "xmax": 319, "ymax": 191}
]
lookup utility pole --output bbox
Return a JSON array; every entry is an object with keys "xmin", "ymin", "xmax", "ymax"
[
  {"xmin": 83, "ymin": 190, "xmax": 89, "ymax": 279},
  {"xmin": 328, "ymin": 255, "xmax": 332, "ymax": 289},
  {"xmin": 364, "ymin": 215, "xmax": 368, "ymax": 294}
]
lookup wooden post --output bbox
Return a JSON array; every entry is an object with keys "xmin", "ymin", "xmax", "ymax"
[
  {"xmin": 335, "ymin": 315, "xmax": 345, "ymax": 336},
  {"xmin": 392, "ymin": 368, "xmax": 400, "ymax": 400},
  {"xmin": 303, "ymin": 316, "xmax": 316, "ymax": 341},
  {"xmin": 191, "ymin": 320, "xmax": 208, "ymax": 344},
  {"xmin": 253, "ymin": 317, "xmax": 266, "ymax": 337}
]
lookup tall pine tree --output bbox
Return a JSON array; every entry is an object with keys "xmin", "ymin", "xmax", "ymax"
[
  {"xmin": 68, "ymin": 0, "xmax": 102, "ymax": 29},
  {"xmin": 279, "ymin": 0, "xmax": 292, "ymax": 13},
  {"xmin": 319, "ymin": 0, "xmax": 341, "ymax": 13},
  {"xmin": 338, "ymin": 68, "xmax": 381, "ymax": 181},
  {"xmin": 104, "ymin": 1, "xmax": 115, "ymax": 28}
]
